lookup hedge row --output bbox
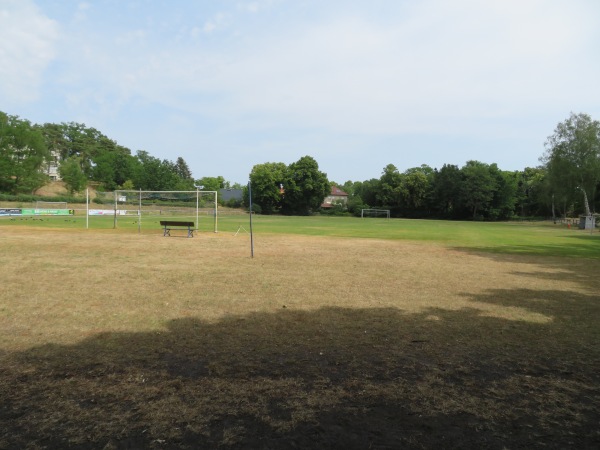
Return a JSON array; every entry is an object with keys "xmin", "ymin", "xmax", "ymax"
[{"xmin": 0, "ymin": 193, "xmax": 86, "ymax": 204}]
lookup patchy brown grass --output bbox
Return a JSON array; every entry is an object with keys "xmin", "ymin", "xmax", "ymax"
[{"xmin": 0, "ymin": 226, "xmax": 599, "ymax": 449}]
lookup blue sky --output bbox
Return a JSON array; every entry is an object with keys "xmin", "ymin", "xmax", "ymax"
[{"xmin": 2, "ymin": 0, "xmax": 600, "ymax": 185}]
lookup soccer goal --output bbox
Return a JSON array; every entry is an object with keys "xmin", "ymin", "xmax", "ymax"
[
  {"xmin": 361, "ymin": 209, "xmax": 390, "ymax": 219},
  {"xmin": 89, "ymin": 190, "xmax": 218, "ymax": 233},
  {"xmin": 35, "ymin": 200, "xmax": 68, "ymax": 209},
  {"xmin": 28, "ymin": 201, "xmax": 72, "ymax": 216}
]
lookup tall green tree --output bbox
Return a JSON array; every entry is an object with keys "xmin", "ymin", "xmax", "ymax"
[
  {"xmin": 249, "ymin": 162, "xmax": 287, "ymax": 214},
  {"xmin": 460, "ymin": 160, "xmax": 497, "ymax": 219},
  {"xmin": 195, "ymin": 176, "xmax": 226, "ymax": 192},
  {"xmin": 431, "ymin": 164, "xmax": 462, "ymax": 218},
  {"xmin": 487, "ymin": 165, "xmax": 517, "ymax": 220},
  {"xmin": 281, "ymin": 156, "xmax": 330, "ymax": 215},
  {"xmin": 59, "ymin": 156, "xmax": 88, "ymax": 194},
  {"xmin": 355, "ymin": 178, "xmax": 380, "ymax": 208},
  {"xmin": 515, "ymin": 167, "xmax": 548, "ymax": 217},
  {"xmin": 401, "ymin": 165, "xmax": 433, "ymax": 213},
  {"xmin": 0, "ymin": 112, "xmax": 49, "ymax": 193},
  {"xmin": 377, "ymin": 164, "xmax": 403, "ymax": 208},
  {"xmin": 133, "ymin": 150, "xmax": 180, "ymax": 191},
  {"xmin": 175, "ymin": 157, "xmax": 193, "ymax": 180},
  {"xmin": 541, "ymin": 112, "xmax": 600, "ymax": 215}
]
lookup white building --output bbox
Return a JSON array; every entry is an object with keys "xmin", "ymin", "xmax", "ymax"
[{"xmin": 44, "ymin": 151, "xmax": 61, "ymax": 181}]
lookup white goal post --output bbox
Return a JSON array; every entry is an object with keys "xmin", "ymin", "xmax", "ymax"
[
  {"xmin": 87, "ymin": 190, "xmax": 218, "ymax": 233},
  {"xmin": 35, "ymin": 201, "xmax": 68, "ymax": 209},
  {"xmin": 361, "ymin": 209, "xmax": 390, "ymax": 219}
]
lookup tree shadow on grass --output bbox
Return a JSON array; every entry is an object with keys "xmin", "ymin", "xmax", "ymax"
[
  {"xmin": 453, "ymin": 231, "xmax": 600, "ymax": 259},
  {"xmin": 1, "ymin": 301, "xmax": 599, "ymax": 450}
]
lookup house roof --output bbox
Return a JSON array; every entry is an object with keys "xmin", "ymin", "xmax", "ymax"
[{"xmin": 330, "ymin": 186, "xmax": 348, "ymax": 196}]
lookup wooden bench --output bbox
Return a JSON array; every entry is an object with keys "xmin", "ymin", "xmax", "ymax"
[{"xmin": 160, "ymin": 221, "xmax": 195, "ymax": 238}]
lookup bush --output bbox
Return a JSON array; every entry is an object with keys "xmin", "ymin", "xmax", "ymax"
[
  {"xmin": 224, "ymin": 198, "xmax": 243, "ymax": 208},
  {"xmin": 320, "ymin": 203, "xmax": 350, "ymax": 216},
  {"xmin": 0, "ymin": 193, "xmax": 85, "ymax": 204}
]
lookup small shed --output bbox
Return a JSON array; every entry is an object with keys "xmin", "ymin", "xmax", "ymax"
[{"xmin": 578, "ymin": 215, "xmax": 597, "ymax": 230}]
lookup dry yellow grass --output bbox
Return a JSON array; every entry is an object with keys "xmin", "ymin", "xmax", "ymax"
[
  {"xmin": 1, "ymin": 226, "xmax": 592, "ymax": 349},
  {"xmin": 1, "ymin": 226, "xmax": 599, "ymax": 448}
]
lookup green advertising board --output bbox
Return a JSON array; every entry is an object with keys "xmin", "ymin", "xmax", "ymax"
[{"xmin": 21, "ymin": 209, "xmax": 74, "ymax": 216}]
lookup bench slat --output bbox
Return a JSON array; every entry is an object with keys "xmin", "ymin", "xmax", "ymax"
[{"xmin": 160, "ymin": 221, "xmax": 194, "ymax": 227}]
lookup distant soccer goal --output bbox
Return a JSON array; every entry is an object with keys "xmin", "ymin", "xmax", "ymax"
[
  {"xmin": 89, "ymin": 190, "xmax": 218, "ymax": 233},
  {"xmin": 361, "ymin": 209, "xmax": 390, "ymax": 219},
  {"xmin": 35, "ymin": 201, "xmax": 68, "ymax": 210}
]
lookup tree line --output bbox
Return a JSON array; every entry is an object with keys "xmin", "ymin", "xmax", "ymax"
[
  {"xmin": 335, "ymin": 162, "xmax": 545, "ymax": 220},
  {"xmin": 1, "ymin": 110, "xmax": 599, "ymax": 219},
  {"xmin": 249, "ymin": 113, "xmax": 600, "ymax": 220},
  {"xmin": 0, "ymin": 111, "xmax": 242, "ymax": 203}
]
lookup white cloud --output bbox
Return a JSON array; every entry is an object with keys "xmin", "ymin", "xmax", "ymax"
[
  {"xmin": 172, "ymin": 0, "xmax": 598, "ymax": 136},
  {"xmin": 8, "ymin": 0, "xmax": 600, "ymax": 183},
  {"xmin": 237, "ymin": 0, "xmax": 278, "ymax": 14},
  {"xmin": 202, "ymin": 12, "xmax": 228, "ymax": 34},
  {"xmin": 67, "ymin": 0, "xmax": 587, "ymax": 141},
  {"xmin": 74, "ymin": 2, "xmax": 91, "ymax": 22},
  {"xmin": 0, "ymin": 0, "xmax": 59, "ymax": 105}
]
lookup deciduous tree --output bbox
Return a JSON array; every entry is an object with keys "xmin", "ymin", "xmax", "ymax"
[
  {"xmin": 460, "ymin": 160, "xmax": 497, "ymax": 220},
  {"xmin": 59, "ymin": 156, "xmax": 88, "ymax": 194},
  {"xmin": 541, "ymin": 112, "xmax": 600, "ymax": 215},
  {"xmin": 376, "ymin": 164, "xmax": 402, "ymax": 208},
  {"xmin": 281, "ymin": 156, "xmax": 330, "ymax": 215},
  {"xmin": 0, "ymin": 112, "xmax": 49, "ymax": 193},
  {"xmin": 249, "ymin": 162, "xmax": 287, "ymax": 214},
  {"xmin": 431, "ymin": 164, "xmax": 462, "ymax": 218}
]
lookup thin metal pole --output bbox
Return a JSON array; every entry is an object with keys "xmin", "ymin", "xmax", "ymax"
[
  {"xmin": 138, "ymin": 189, "xmax": 142, "ymax": 234},
  {"xmin": 114, "ymin": 191, "xmax": 117, "ymax": 229},
  {"xmin": 249, "ymin": 181, "xmax": 254, "ymax": 258},
  {"xmin": 214, "ymin": 191, "xmax": 218, "ymax": 233},
  {"xmin": 196, "ymin": 189, "xmax": 199, "ymax": 232},
  {"xmin": 86, "ymin": 188, "xmax": 89, "ymax": 229}
]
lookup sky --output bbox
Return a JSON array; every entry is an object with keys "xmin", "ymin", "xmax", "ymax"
[{"xmin": 1, "ymin": 0, "xmax": 600, "ymax": 185}]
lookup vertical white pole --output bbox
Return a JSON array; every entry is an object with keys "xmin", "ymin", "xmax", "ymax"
[
  {"xmin": 138, "ymin": 189, "xmax": 142, "ymax": 234},
  {"xmin": 86, "ymin": 188, "xmax": 89, "ymax": 229},
  {"xmin": 249, "ymin": 181, "xmax": 254, "ymax": 258},
  {"xmin": 214, "ymin": 191, "xmax": 218, "ymax": 233},
  {"xmin": 114, "ymin": 191, "xmax": 117, "ymax": 229},
  {"xmin": 196, "ymin": 189, "xmax": 199, "ymax": 232}
]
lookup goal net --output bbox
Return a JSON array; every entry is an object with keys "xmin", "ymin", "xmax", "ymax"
[
  {"xmin": 27, "ymin": 201, "xmax": 72, "ymax": 216},
  {"xmin": 361, "ymin": 209, "xmax": 390, "ymax": 219},
  {"xmin": 35, "ymin": 201, "xmax": 68, "ymax": 209},
  {"xmin": 89, "ymin": 190, "xmax": 218, "ymax": 232}
]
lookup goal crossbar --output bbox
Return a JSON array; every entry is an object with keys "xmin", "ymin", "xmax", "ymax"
[
  {"xmin": 361, "ymin": 209, "xmax": 390, "ymax": 219},
  {"xmin": 88, "ymin": 190, "xmax": 218, "ymax": 233}
]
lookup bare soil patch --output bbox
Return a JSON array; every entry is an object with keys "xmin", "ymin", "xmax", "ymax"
[
  {"xmin": 33, "ymin": 181, "xmax": 100, "ymax": 197},
  {"xmin": 33, "ymin": 181, "xmax": 70, "ymax": 197},
  {"xmin": 0, "ymin": 227, "xmax": 598, "ymax": 449}
]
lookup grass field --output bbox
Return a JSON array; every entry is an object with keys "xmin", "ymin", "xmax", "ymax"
[{"xmin": 1, "ymin": 215, "xmax": 599, "ymax": 448}]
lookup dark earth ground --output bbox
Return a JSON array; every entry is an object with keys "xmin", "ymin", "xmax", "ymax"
[{"xmin": 1, "ymin": 304, "xmax": 599, "ymax": 449}]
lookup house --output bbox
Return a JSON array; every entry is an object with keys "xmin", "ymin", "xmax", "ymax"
[
  {"xmin": 321, "ymin": 186, "xmax": 348, "ymax": 208},
  {"xmin": 44, "ymin": 150, "xmax": 61, "ymax": 181}
]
